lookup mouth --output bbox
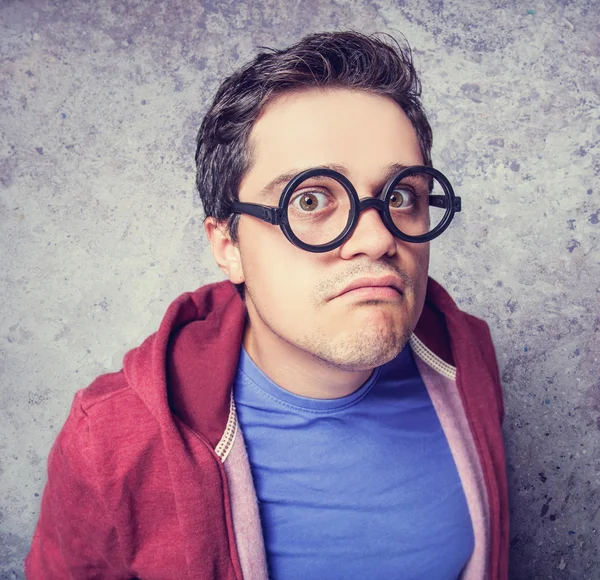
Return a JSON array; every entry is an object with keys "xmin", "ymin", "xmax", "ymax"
[
  {"xmin": 334, "ymin": 275, "xmax": 405, "ymax": 301},
  {"xmin": 338, "ymin": 286, "xmax": 402, "ymax": 300}
]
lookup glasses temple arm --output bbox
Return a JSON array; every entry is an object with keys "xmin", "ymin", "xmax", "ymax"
[
  {"xmin": 230, "ymin": 202, "xmax": 282, "ymax": 224},
  {"xmin": 429, "ymin": 195, "xmax": 461, "ymax": 212}
]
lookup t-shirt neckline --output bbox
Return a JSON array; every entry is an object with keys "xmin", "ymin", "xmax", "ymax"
[{"xmin": 238, "ymin": 346, "xmax": 383, "ymax": 413}]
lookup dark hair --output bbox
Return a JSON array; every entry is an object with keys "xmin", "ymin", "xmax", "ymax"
[{"xmin": 195, "ymin": 31, "xmax": 433, "ymax": 241}]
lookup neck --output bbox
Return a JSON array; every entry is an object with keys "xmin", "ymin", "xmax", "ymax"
[{"xmin": 242, "ymin": 311, "xmax": 373, "ymax": 400}]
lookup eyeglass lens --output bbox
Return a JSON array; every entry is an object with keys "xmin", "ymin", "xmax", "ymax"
[{"xmin": 285, "ymin": 172, "xmax": 447, "ymax": 246}]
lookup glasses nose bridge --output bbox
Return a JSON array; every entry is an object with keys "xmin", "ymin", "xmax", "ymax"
[
  {"xmin": 357, "ymin": 196, "xmax": 387, "ymax": 218},
  {"xmin": 351, "ymin": 196, "xmax": 391, "ymax": 237}
]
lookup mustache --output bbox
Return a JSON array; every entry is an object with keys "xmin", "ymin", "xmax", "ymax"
[{"xmin": 314, "ymin": 261, "xmax": 416, "ymax": 302}]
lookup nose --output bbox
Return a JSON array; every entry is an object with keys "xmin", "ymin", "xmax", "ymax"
[{"xmin": 338, "ymin": 204, "xmax": 397, "ymax": 260}]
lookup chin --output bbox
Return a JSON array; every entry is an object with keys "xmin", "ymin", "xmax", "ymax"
[{"xmin": 305, "ymin": 323, "xmax": 412, "ymax": 371}]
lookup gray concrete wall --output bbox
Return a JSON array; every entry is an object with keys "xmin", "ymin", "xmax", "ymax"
[{"xmin": 1, "ymin": 0, "xmax": 598, "ymax": 578}]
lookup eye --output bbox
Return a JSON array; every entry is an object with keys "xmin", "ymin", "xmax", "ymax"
[
  {"xmin": 389, "ymin": 187, "xmax": 415, "ymax": 209},
  {"xmin": 290, "ymin": 190, "xmax": 331, "ymax": 212}
]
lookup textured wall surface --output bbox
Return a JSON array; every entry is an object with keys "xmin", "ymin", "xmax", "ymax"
[{"xmin": 1, "ymin": 0, "xmax": 598, "ymax": 578}]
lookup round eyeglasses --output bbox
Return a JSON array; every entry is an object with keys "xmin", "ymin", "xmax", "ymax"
[{"xmin": 231, "ymin": 165, "xmax": 461, "ymax": 253}]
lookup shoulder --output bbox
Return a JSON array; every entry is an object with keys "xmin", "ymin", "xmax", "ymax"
[
  {"xmin": 455, "ymin": 311, "xmax": 505, "ymax": 425},
  {"xmin": 423, "ymin": 277, "xmax": 499, "ymax": 364},
  {"xmin": 56, "ymin": 370, "xmax": 162, "ymax": 478},
  {"xmin": 422, "ymin": 278, "xmax": 504, "ymax": 423},
  {"xmin": 73, "ymin": 368, "xmax": 151, "ymax": 429},
  {"xmin": 78, "ymin": 368, "xmax": 133, "ymax": 412}
]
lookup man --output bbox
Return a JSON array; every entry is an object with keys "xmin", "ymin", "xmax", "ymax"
[{"xmin": 26, "ymin": 31, "xmax": 509, "ymax": 579}]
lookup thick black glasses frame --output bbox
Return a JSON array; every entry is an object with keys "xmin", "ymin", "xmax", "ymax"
[{"xmin": 231, "ymin": 165, "xmax": 461, "ymax": 253}]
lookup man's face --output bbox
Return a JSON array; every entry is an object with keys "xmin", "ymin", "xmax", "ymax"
[{"xmin": 234, "ymin": 88, "xmax": 429, "ymax": 372}]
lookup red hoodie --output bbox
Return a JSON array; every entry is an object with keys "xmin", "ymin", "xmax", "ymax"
[{"xmin": 25, "ymin": 278, "xmax": 509, "ymax": 579}]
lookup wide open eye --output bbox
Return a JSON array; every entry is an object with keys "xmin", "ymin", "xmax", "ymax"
[
  {"xmin": 290, "ymin": 190, "xmax": 333, "ymax": 213},
  {"xmin": 388, "ymin": 187, "xmax": 415, "ymax": 210}
]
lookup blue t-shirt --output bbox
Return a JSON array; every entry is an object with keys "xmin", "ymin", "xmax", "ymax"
[{"xmin": 233, "ymin": 344, "xmax": 474, "ymax": 580}]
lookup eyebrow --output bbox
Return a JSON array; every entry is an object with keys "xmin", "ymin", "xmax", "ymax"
[{"xmin": 257, "ymin": 162, "xmax": 411, "ymax": 198}]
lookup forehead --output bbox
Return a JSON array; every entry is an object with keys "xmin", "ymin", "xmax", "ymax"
[{"xmin": 239, "ymin": 88, "xmax": 423, "ymax": 198}]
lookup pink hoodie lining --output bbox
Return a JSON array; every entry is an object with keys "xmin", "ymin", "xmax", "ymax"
[
  {"xmin": 415, "ymin": 357, "xmax": 490, "ymax": 580},
  {"xmin": 223, "ymin": 429, "xmax": 269, "ymax": 580}
]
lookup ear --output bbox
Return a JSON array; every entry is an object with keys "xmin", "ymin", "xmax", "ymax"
[{"xmin": 204, "ymin": 217, "xmax": 245, "ymax": 284}]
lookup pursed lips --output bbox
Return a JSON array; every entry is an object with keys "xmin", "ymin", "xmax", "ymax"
[{"xmin": 334, "ymin": 275, "xmax": 405, "ymax": 299}]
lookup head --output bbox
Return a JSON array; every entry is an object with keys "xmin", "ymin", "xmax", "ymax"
[{"xmin": 198, "ymin": 31, "xmax": 434, "ymax": 373}]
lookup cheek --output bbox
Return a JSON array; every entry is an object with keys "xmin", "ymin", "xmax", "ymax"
[
  {"xmin": 239, "ymin": 222, "xmax": 316, "ymax": 310},
  {"xmin": 409, "ymin": 244, "xmax": 430, "ymax": 310},
  {"xmin": 415, "ymin": 244, "xmax": 430, "ymax": 280},
  {"xmin": 393, "ymin": 242, "xmax": 429, "ymax": 312}
]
